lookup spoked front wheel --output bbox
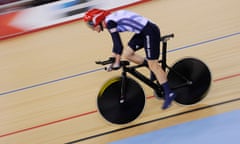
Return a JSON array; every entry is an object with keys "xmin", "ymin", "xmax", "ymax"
[
  {"xmin": 97, "ymin": 77, "xmax": 145, "ymax": 124},
  {"xmin": 167, "ymin": 58, "xmax": 211, "ymax": 105}
]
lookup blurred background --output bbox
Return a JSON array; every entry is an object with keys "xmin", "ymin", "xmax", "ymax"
[
  {"xmin": 0, "ymin": 0, "xmax": 60, "ymax": 13},
  {"xmin": 0, "ymin": 0, "xmax": 144, "ymax": 40}
]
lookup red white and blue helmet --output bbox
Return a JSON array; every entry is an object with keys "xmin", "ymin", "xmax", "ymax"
[{"xmin": 84, "ymin": 8, "xmax": 110, "ymax": 27}]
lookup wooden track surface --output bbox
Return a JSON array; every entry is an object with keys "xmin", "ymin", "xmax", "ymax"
[{"xmin": 0, "ymin": 0, "xmax": 240, "ymax": 143}]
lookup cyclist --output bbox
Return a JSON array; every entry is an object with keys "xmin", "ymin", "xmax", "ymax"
[{"xmin": 84, "ymin": 8, "xmax": 176, "ymax": 109}]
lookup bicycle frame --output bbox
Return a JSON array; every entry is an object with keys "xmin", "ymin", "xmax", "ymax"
[
  {"xmin": 119, "ymin": 34, "xmax": 175, "ymax": 101},
  {"xmin": 96, "ymin": 33, "xmax": 192, "ymax": 101},
  {"xmin": 121, "ymin": 62, "xmax": 161, "ymax": 93},
  {"xmin": 119, "ymin": 33, "xmax": 194, "ymax": 101}
]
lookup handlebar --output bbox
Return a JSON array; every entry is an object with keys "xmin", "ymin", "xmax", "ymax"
[
  {"xmin": 95, "ymin": 57, "xmax": 115, "ymax": 65},
  {"xmin": 161, "ymin": 33, "xmax": 174, "ymax": 42},
  {"xmin": 95, "ymin": 57, "xmax": 130, "ymax": 66}
]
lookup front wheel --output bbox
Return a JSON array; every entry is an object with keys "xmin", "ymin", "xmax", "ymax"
[{"xmin": 97, "ymin": 76, "xmax": 145, "ymax": 124}]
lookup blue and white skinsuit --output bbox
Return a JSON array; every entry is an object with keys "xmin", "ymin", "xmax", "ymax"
[{"xmin": 105, "ymin": 10, "xmax": 161, "ymax": 60}]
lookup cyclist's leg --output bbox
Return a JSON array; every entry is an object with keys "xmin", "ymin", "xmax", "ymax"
[
  {"xmin": 123, "ymin": 48, "xmax": 144, "ymax": 64},
  {"xmin": 124, "ymin": 33, "xmax": 145, "ymax": 64},
  {"xmin": 147, "ymin": 60, "xmax": 167, "ymax": 83},
  {"xmin": 143, "ymin": 22, "xmax": 176, "ymax": 109},
  {"xmin": 147, "ymin": 59, "xmax": 176, "ymax": 110}
]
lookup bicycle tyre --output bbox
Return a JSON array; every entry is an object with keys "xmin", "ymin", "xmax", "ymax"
[
  {"xmin": 167, "ymin": 58, "xmax": 211, "ymax": 105},
  {"xmin": 97, "ymin": 76, "xmax": 145, "ymax": 124}
]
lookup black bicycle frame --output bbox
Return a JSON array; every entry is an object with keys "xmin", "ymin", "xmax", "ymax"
[
  {"xmin": 119, "ymin": 38, "xmax": 171, "ymax": 100},
  {"xmin": 120, "ymin": 33, "xmax": 192, "ymax": 101}
]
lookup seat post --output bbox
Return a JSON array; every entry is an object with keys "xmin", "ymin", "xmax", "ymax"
[
  {"xmin": 160, "ymin": 33, "xmax": 174, "ymax": 71},
  {"xmin": 161, "ymin": 41, "xmax": 167, "ymax": 71}
]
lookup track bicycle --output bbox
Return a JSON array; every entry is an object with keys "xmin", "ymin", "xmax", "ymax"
[{"xmin": 95, "ymin": 33, "xmax": 211, "ymax": 124}]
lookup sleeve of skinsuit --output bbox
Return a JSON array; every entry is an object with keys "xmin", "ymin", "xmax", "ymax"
[{"xmin": 106, "ymin": 20, "xmax": 124, "ymax": 55}]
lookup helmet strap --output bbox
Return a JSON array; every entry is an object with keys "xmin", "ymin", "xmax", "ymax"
[{"xmin": 100, "ymin": 23, "xmax": 104, "ymax": 31}]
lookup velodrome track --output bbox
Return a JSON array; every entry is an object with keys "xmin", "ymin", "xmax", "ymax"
[{"xmin": 0, "ymin": 0, "xmax": 240, "ymax": 143}]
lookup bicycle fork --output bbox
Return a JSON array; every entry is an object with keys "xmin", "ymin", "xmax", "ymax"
[{"xmin": 120, "ymin": 71, "xmax": 127, "ymax": 103}]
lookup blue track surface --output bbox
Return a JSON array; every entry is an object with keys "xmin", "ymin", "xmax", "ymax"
[{"xmin": 110, "ymin": 110, "xmax": 240, "ymax": 144}]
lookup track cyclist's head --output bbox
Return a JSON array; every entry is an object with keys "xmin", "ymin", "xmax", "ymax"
[{"xmin": 84, "ymin": 8, "xmax": 110, "ymax": 32}]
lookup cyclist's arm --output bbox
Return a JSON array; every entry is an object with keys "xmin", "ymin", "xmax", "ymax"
[{"xmin": 106, "ymin": 20, "xmax": 123, "ymax": 56}]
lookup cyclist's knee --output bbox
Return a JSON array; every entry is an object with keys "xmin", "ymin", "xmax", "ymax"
[{"xmin": 123, "ymin": 48, "xmax": 135, "ymax": 59}]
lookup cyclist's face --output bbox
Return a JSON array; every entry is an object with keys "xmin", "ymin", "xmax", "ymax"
[
  {"xmin": 86, "ymin": 21, "xmax": 102, "ymax": 33},
  {"xmin": 93, "ymin": 25, "xmax": 102, "ymax": 33}
]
